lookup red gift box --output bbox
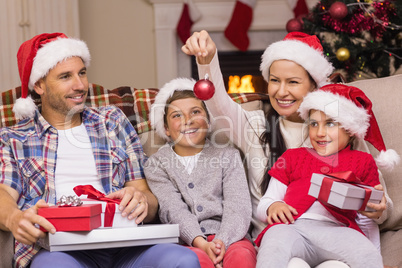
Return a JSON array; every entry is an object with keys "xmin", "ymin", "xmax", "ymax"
[{"xmin": 38, "ymin": 204, "xmax": 102, "ymax": 232}]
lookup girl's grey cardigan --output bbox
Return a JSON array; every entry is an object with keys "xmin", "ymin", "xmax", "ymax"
[{"xmin": 144, "ymin": 140, "xmax": 252, "ymax": 248}]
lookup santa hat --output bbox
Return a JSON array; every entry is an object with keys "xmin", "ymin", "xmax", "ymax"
[
  {"xmin": 260, "ymin": 32, "xmax": 334, "ymax": 88},
  {"xmin": 14, "ymin": 32, "xmax": 91, "ymax": 120},
  {"xmin": 150, "ymin": 78, "xmax": 198, "ymax": 141},
  {"xmin": 298, "ymin": 83, "xmax": 400, "ymax": 170}
]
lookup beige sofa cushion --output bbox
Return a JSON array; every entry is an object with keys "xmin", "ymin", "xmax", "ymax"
[
  {"xmin": 380, "ymin": 229, "xmax": 402, "ymax": 267},
  {"xmin": 348, "ymin": 74, "xmax": 402, "ymax": 231},
  {"xmin": 0, "ymin": 230, "xmax": 13, "ymax": 268},
  {"xmin": 348, "ymin": 74, "xmax": 402, "ymax": 266}
]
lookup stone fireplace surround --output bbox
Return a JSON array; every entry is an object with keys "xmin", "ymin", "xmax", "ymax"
[{"xmin": 148, "ymin": 0, "xmax": 304, "ymax": 88}]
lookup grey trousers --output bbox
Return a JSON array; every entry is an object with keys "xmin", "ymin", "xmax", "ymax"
[{"xmin": 256, "ymin": 218, "xmax": 383, "ymax": 268}]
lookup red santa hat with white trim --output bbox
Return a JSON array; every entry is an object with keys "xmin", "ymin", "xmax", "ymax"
[
  {"xmin": 298, "ymin": 83, "xmax": 400, "ymax": 170},
  {"xmin": 260, "ymin": 32, "xmax": 334, "ymax": 88},
  {"xmin": 13, "ymin": 32, "xmax": 91, "ymax": 120}
]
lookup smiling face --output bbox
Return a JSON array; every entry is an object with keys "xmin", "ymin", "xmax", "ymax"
[
  {"xmin": 268, "ymin": 60, "xmax": 316, "ymax": 122},
  {"xmin": 308, "ymin": 110, "xmax": 352, "ymax": 156},
  {"xmin": 34, "ymin": 56, "xmax": 88, "ymax": 127},
  {"xmin": 165, "ymin": 95, "xmax": 209, "ymax": 156}
]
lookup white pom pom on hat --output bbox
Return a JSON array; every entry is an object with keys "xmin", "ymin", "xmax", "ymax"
[
  {"xmin": 150, "ymin": 78, "xmax": 197, "ymax": 141},
  {"xmin": 298, "ymin": 83, "xmax": 400, "ymax": 170},
  {"xmin": 260, "ymin": 32, "xmax": 334, "ymax": 88},
  {"xmin": 13, "ymin": 32, "xmax": 91, "ymax": 120}
]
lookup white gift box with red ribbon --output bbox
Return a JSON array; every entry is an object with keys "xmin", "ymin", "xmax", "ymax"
[
  {"xmin": 82, "ymin": 199, "xmax": 137, "ymax": 228},
  {"xmin": 73, "ymin": 185, "xmax": 137, "ymax": 228},
  {"xmin": 308, "ymin": 173, "xmax": 383, "ymax": 211}
]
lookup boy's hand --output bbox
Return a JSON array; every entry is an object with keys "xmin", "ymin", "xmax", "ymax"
[
  {"xmin": 267, "ymin": 201, "xmax": 298, "ymax": 225},
  {"xmin": 193, "ymin": 236, "xmax": 220, "ymax": 265},
  {"xmin": 212, "ymin": 239, "xmax": 226, "ymax": 268}
]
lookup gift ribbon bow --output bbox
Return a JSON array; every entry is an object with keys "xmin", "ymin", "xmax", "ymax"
[
  {"xmin": 317, "ymin": 171, "xmax": 372, "ymax": 211},
  {"xmin": 73, "ymin": 185, "xmax": 121, "ymax": 227},
  {"xmin": 57, "ymin": 195, "xmax": 83, "ymax": 207}
]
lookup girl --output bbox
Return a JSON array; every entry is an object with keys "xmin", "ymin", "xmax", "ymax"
[
  {"xmin": 255, "ymin": 84, "xmax": 400, "ymax": 268},
  {"xmin": 144, "ymin": 78, "xmax": 257, "ymax": 268}
]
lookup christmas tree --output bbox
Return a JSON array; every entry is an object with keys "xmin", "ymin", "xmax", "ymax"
[{"xmin": 299, "ymin": 0, "xmax": 402, "ymax": 82}]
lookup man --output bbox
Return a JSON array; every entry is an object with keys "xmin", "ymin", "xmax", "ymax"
[{"xmin": 0, "ymin": 33, "xmax": 200, "ymax": 268}]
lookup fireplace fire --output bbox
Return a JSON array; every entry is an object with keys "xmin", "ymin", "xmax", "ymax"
[
  {"xmin": 228, "ymin": 75, "xmax": 255, "ymax": 93},
  {"xmin": 191, "ymin": 50, "xmax": 268, "ymax": 94}
]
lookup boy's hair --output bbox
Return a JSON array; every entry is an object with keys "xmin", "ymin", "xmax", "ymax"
[{"xmin": 163, "ymin": 90, "xmax": 210, "ymax": 127}]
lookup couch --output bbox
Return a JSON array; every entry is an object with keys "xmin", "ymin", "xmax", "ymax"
[{"xmin": 0, "ymin": 74, "xmax": 401, "ymax": 267}]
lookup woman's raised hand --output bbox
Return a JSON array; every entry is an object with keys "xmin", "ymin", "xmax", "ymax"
[{"xmin": 182, "ymin": 30, "xmax": 216, "ymax": 65}]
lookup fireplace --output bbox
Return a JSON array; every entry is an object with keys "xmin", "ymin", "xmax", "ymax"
[
  {"xmin": 191, "ymin": 50, "xmax": 268, "ymax": 93},
  {"xmin": 149, "ymin": 0, "xmax": 302, "ymax": 89}
]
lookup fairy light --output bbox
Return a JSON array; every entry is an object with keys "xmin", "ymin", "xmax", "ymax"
[{"xmin": 384, "ymin": 50, "xmax": 402, "ymax": 60}]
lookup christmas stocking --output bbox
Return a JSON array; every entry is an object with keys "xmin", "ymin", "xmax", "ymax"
[
  {"xmin": 287, "ymin": 0, "xmax": 309, "ymax": 18},
  {"xmin": 224, "ymin": 0, "xmax": 256, "ymax": 51},
  {"xmin": 176, "ymin": 0, "xmax": 202, "ymax": 44}
]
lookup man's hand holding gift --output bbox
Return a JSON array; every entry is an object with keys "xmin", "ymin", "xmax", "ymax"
[
  {"xmin": 105, "ymin": 185, "xmax": 148, "ymax": 224},
  {"xmin": 10, "ymin": 199, "xmax": 55, "ymax": 245},
  {"xmin": 74, "ymin": 182, "xmax": 152, "ymax": 227}
]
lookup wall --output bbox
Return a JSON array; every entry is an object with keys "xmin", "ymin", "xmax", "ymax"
[
  {"xmin": 79, "ymin": 0, "xmax": 157, "ymax": 89},
  {"xmin": 0, "ymin": 0, "xmax": 80, "ymax": 92}
]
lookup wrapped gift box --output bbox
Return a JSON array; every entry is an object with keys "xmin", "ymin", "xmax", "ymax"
[
  {"xmin": 81, "ymin": 199, "xmax": 137, "ymax": 228},
  {"xmin": 39, "ymin": 224, "xmax": 179, "ymax": 252},
  {"xmin": 38, "ymin": 204, "xmax": 102, "ymax": 232},
  {"xmin": 308, "ymin": 173, "xmax": 383, "ymax": 211}
]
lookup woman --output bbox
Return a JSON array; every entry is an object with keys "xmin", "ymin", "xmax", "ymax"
[{"xmin": 182, "ymin": 30, "xmax": 392, "ymax": 266}]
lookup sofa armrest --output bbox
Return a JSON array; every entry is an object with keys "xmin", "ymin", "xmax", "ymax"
[
  {"xmin": 348, "ymin": 74, "xmax": 402, "ymax": 266},
  {"xmin": 0, "ymin": 229, "xmax": 14, "ymax": 267}
]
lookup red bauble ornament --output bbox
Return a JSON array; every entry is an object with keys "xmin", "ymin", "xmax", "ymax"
[
  {"xmin": 286, "ymin": 18, "xmax": 303, "ymax": 33},
  {"xmin": 193, "ymin": 76, "xmax": 215, "ymax": 100},
  {"xmin": 329, "ymin": 2, "xmax": 348, "ymax": 20}
]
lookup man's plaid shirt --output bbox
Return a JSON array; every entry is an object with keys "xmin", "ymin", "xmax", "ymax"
[{"xmin": 0, "ymin": 106, "xmax": 147, "ymax": 268}]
